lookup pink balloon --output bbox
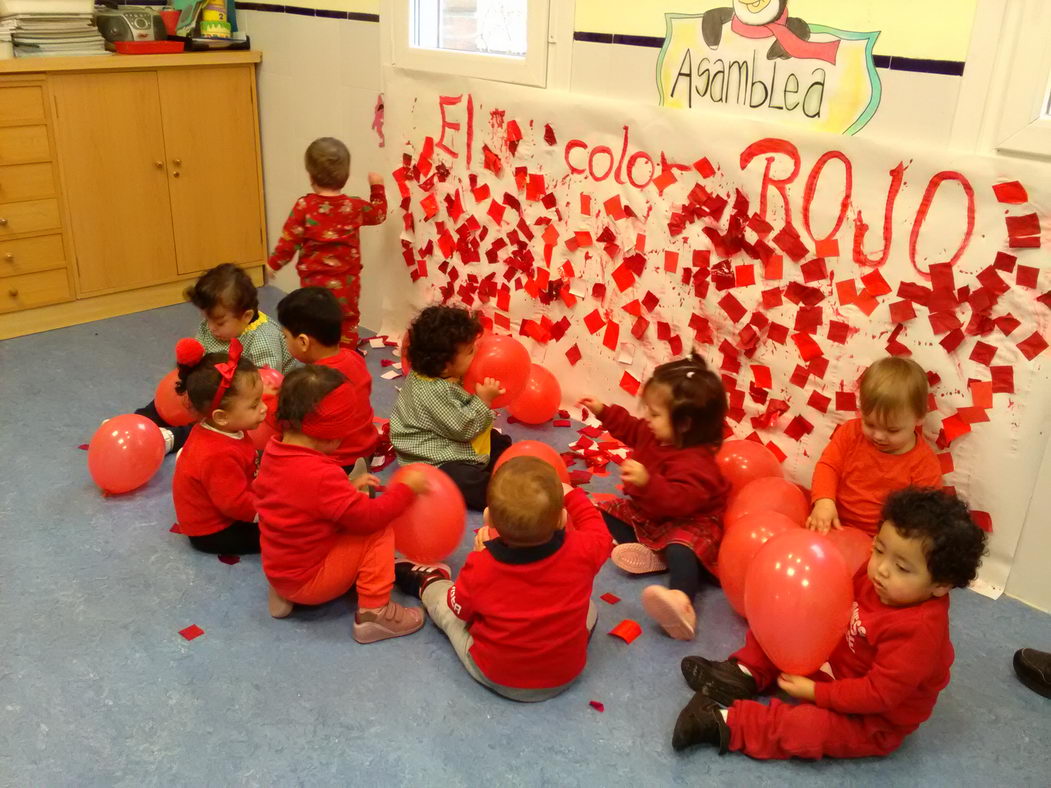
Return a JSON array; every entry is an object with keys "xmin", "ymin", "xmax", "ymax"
[
  {"xmin": 717, "ymin": 511, "xmax": 798, "ymax": 615},
  {"xmin": 493, "ymin": 440, "xmax": 571, "ymax": 484},
  {"xmin": 726, "ymin": 477, "xmax": 809, "ymax": 528},
  {"xmin": 716, "ymin": 440, "xmax": 783, "ymax": 492},
  {"xmin": 154, "ymin": 369, "xmax": 195, "ymax": 426},
  {"xmin": 258, "ymin": 366, "xmax": 284, "ymax": 395},
  {"xmin": 462, "ymin": 334, "xmax": 530, "ymax": 409},
  {"xmin": 87, "ymin": 414, "xmax": 166, "ymax": 494},
  {"xmin": 507, "ymin": 364, "xmax": 561, "ymax": 424},
  {"xmin": 248, "ymin": 392, "xmax": 280, "ymax": 451},
  {"xmin": 825, "ymin": 527, "xmax": 873, "ymax": 577},
  {"xmin": 390, "ymin": 464, "xmax": 466, "ymax": 563},
  {"xmin": 744, "ymin": 529, "xmax": 853, "ymax": 675}
]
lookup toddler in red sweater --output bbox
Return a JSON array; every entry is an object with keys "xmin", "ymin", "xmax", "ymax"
[
  {"xmin": 276, "ymin": 286, "xmax": 379, "ymax": 474},
  {"xmin": 673, "ymin": 487, "xmax": 987, "ymax": 760},
  {"xmin": 268, "ymin": 137, "xmax": 387, "ymax": 349},
  {"xmin": 580, "ymin": 354, "xmax": 730, "ymax": 641},
  {"xmin": 254, "ymin": 365, "xmax": 429, "ymax": 643},
  {"xmin": 395, "ymin": 457, "xmax": 612, "ymax": 701},
  {"xmin": 170, "ymin": 336, "xmax": 267, "ymax": 555},
  {"xmin": 807, "ymin": 357, "xmax": 942, "ymax": 536}
]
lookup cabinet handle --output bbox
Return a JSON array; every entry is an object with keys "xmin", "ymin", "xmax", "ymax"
[
  {"xmin": 172, "ymin": 171, "xmax": 181, "ymax": 178},
  {"xmin": 155, "ymin": 161, "xmax": 163, "ymax": 169},
  {"xmin": 8, "ymin": 289, "xmax": 18, "ymax": 298},
  {"xmin": 0, "ymin": 218, "xmax": 7, "ymax": 226},
  {"xmin": 173, "ymin": 158, "xmax": 182, "ymax": 167},
  {"xmin": 3, "ymin": 253, "xmax": 12, "ymax": 262}
]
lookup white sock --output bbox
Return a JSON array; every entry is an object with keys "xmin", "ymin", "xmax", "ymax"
[
  {"xmin": 737, "ymin": 664, "xmax": 753, "ymax": 677},
  {"xmin": 720, "ymin": 709, "xmax": 729, "ymax": 721},
  {"xmin": 160, "ymin": 428, "xmax": 175, "ymax": 454}
]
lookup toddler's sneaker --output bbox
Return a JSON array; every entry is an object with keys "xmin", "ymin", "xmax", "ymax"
[
  {"xmin": 353, "ymin": 601, "xmax": 424, "ymax": 644},
  {"xmin": 611, "ymin": 543, "xmax": 668, "ymax": 574},
  {"xmin": 641, "ymin": 585, "xmax": 696, "ymax": 640},
  {"xmin": 672, "ymin": 692, "xmax": 730, "ymax": 753},
  {"xmin": 394, "ymin": 558, "xmax": 452, "ymax": 598},
  {"xmin": 680, "ymin": 656, "xmax": 758, "ymax": 705}
]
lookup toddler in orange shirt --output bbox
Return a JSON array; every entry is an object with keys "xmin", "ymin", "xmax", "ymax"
[{"xmin": 807, "ymin": 357, "xmax": 942, "ymax": 536}]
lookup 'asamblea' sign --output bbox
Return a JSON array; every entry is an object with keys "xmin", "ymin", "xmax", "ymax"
[{"xmin": 384, "ymin": 67, "xmax": 1050, "ymax": 594}]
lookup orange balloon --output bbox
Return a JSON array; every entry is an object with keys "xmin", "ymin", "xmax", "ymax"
[
  {"xmin": 493, "ymin": 440, "xmax": 571, "ymax": 484},
  {"xmin": 717, "ymin": 511, "xmax": 797, "ymax": 615},
  {"xmin": 87, "ymin": 414, "xmax": 166, "ymax": 494},
  {"xmin": 744, "ymin": 529, "xmax": 853, "ymax": 675},
  {"xmin": 389, "ymin": 464, "xmax": 466, "ymax": 563},
  {"xmin": 716, "ymin": 439, "xmax": 782, "ymax": 492},
  {"xmin": 154, "ymin": 369, "xmax": 195, "ymax": 426},
  {"xmin": 507, "ymin": 364, "xmax": 561, "ymax": 424},
  {"xmin": 726, "ymin": 477, "xmax": 809, "ymax": 528},
  {"xmin": 825, "ymin": 527, "xmax": 873, "ymax": 577},
  {"xmin": 462, "ymin": 334, "xmax": 530, "ymax": 409}
]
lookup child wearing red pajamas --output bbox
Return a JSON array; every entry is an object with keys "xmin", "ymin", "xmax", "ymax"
[
  {"xmin": 672, "ymin": 487, "xmax": 987, "ymax": 760},
  {"xmin": 267, "ymin": 137, "xmax": 387, "ymax": 349}
]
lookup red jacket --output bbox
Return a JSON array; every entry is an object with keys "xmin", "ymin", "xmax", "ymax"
[
  {"xmin": 600, "ymin": 404, "xmax": 729, "ymax": 520},
  {"xmin": 811, "ymin": 419, "xmax": 943, "ymax": 535},
  {"xmin": 314, "ymin": 350, "xmax": 379, "ymax": 466},
  {"xmin": 253, "ymin": 440, "xmax": 414, "ymax": 595},
  {"xmin": 172, "ymin": 424, "xmax": 257, "ymax": 536},
  {"xmin": 815, "ymin": 567, "xmax": 953, "ymax": 731},
  {"xmin": 448, "ymin": 489, "xmax": 613, "ymax": 689}
]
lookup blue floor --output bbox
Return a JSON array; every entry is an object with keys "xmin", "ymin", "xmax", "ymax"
[{"xmin": 1, "ymin": 287, "xmax": 1048, "ymax": 786}]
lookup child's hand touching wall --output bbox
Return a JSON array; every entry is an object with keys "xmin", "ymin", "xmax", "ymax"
[
  {"xmin": 806, "ymin": 498, "xmax": 841, "ymax": 533},
  {"xmin": 367, "ymin": 172, "xmax": 384, "ymax": 186},
  {"xmin": 475, "ymin": 377, "xmax": 505, "ymax": 407},
  {"xmin": 578, "ymin": 397, "xmax": 605, "ymax": 417}
]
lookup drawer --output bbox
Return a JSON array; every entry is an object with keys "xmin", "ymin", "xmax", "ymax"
[
  {"xmin": 0, "ymin": 233, "xmax": 65, "ymax": 276},
  {"xmin": 0, "ymin": 199, "xmax": 61, "ymax": 237},
  {"xmin": 0, "ymin": 125, "xmax": 50, "ymax": 166},
  {"xmin": 0, "ymin": 86, "xmax": 46, "ymax": 126},
  {"xmin": 0, "ymin": 268, "xmax": 71, "ymax": 313},
  {"xmin": 0, "ymin": 162, "xmax": 56, "ymax": 203}
]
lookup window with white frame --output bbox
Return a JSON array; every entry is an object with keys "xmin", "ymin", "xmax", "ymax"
[{"xmin": 392, "ymin": 0, "xmax": 551, "ymax": 86}]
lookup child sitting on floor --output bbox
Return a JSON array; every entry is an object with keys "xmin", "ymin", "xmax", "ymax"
[
  {"xmin": 807, "ymin": 356, "xmax": 942, "ymax": 535},
  {"xmin": 253, "ymin": 365, "xmax": 429, "ymax": 643},
  {"xmin": 395, "ymin": 456, "xmax": 612, "ymax": 702},
  {"xmin": 171, "ymin": 337, "xmax": 267, "ymax": 555},
  {"xmin": 580, "ymin": 354, "xmax": 730, "ymax": 642},
  {"xmin": 276, "ymin": 286, "xmax": 378, "ymax": 474},
  {"xmin": 389, "ymin": 305, "xmax": 511, "ymax": 511},
  {"xmin": 673, "ymin": 486, "xmax": 987, "ymax": 760}
]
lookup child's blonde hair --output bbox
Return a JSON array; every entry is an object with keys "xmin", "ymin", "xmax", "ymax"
[
  {"xmin": 859, "ymin": 357, "xmax": 928, "ymax": 421},
  {"xmin": 487, "ymin": 457, "xmax": 564, "ymax": 546},
  {"xmin": 305, "ymin": 137, "xmax": 350, "ymax": 189}
]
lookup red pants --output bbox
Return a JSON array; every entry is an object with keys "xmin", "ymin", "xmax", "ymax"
[
  {"xmin": 727, "ymin": 630, "xmax": 907, "ymax": 759},
  {"xmin": 302, "ymin": 271, "xmax": 360, "ymax": 349},
  {"xmin": 282, "ymin": 527, "xmax": 394, "ymax": 609}
]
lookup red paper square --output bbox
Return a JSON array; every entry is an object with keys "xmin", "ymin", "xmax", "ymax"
[
  {"xmin": 1005, "ymin": 212, "xmax": 1040, "ymax": 239},
  {"xmin": 835, "ymin": 391, "xmax": 857, "ymax": 412},
  {"xmin": 765, "ymin": 441, "xmax": 787, "ymax": 463},
  {"xmin": 970, "ymin": 380, "xmax": 994, "ymax": 408},
  {"xmin": 179, "ymin": 625, "xmax": 204, "ymax": 641},
  {"xmin": 814, "ymin": 238, "xmax": 839, "ymax": 258},
  {"xmin": 762, "ymin": 287, "xmax": 783, "ymax": 310},
  {"xmin": 993, "ymin": 251, "xmax": 1017, "ymax": 272},
  {"xmin": 762, "ymin": 254, "xmax": 783, "ymax": 281},
  {"xmin": 1017, "ymin": 331, "xmax": 1049, "ymax": 360},
  {"xmin": 791, "ymin": 332, "xmax": 823, "ymax": 362},
  {"xmin": 611, "ymin": 264, "xmax": 635, "ymax": 292},
  {"xmin": 584, "ymin": 310, "xmax": 605, "ymax": 335},
  {"xmin": 735, "ymin": 264, "xmax": 756, "ymax": 287},
  {"xmin": 693, "ymin": 157, "xmax": 715, "ymax": 178},
  {"xmin": 664, "ymin": 250, "xmax": 679, "ymax": 273},
  {"xmin": 969, "ymin": 341, "xmax": 997, "ymax": 366},
  {"xmin": 971, "ymin": 511, "xmax": 993, "ymax": 533},
  {"xmin": 937, "ymin": 453, "xmax": 954, "ymax": 474},
  {"xmin": 991, "ymin": 365, "xmax": 1014, "ymax": 393},
  {"xmin": 603, "ymin": 321, "xmax": 621, "ymax": 351},
  {"xmin": 860, "ymin": 269, "xmax": 892, "ymax": 296},
  {"xmin": 600, "ymin": 592, "xmax": 621, "ymax": 605},
  {"xmin": 993, "ymin": 181, "xmax": 1028, "ymax": 204},
  {"xmin": 752, "ymin": 365, "xmax": 772, "ymax": 389},
  {"xmin": 889, "ymin": 300, "xmax": 916, "ymax": 323},
  {"xmin": 939, "ymin": 329, "xmax": 964, "ymax": 353},
  {"xmin": 808, "ymin": 391, "xmax": 831, "ymax": 413},
  {"xmin": 1016, "ymin": 265, "xmax": 1039, "ymax": 289},
  {"xmin": 784, "ymin": 415, "xmax": 814, "ymax": 441},
  {"xmin": 609, "ymin": 619, "xmax": 642, "ymax": 644},
  {"xmin": 589, "ymin": 700, "xmax": 606, "ymax": 712},
  {"xmin": 620, "ymin": 371, "xmax": 640, "ymax": 396},
  {"xmin": 996, "ymin": 314, "xmax": 1021, "ymax": 336},
  {"xmin": 719, "ymin": 293, "xmax": 747, "ymax": 323},
  {"xmin": 941, "ymin": 414, "xmax": 971, "ymax": 444},
  {"xmin": 767, "ymin": 322, "xmax": 788, "ymax": 344}
]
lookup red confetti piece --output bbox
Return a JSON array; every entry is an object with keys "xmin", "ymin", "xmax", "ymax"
[
  {"xmin": 835, "ymin": 391, "xmax": 857, "ymax": 412},
  {"xmin": 791, "ymin": 333, "xmax": 823, "ymax": 362},
  {"xmin": 807, "ymin": 391, "xmax": 831, "ymax": 413},
  {"xmin": 543, "ymin": 123, "xmax": 557, "ymax": 145},
  {"xmin": 600, "ymin": 592, "xmax": 621, "ymax": 605},
  {"xmin": 1016, "ymin": 265, "xmax": 1040, "ymax": 289},
  {"xmin": 611, "ymin": 264, "xmax": 635, "ymax": 292},
  {"xmin": 1017, "ymin": 331, "xmax": 1049, "ymax": 360},
  {"xmin": 553, "ymin": 420, "xmax": 572, "ymax": 428},
  {"xmin": 169, "ymin": 523, "xmax": 182, "ymax": 534},
  {"xmin": 589, "ymin": 700, "xmax": 606, "ymax": 712},
  {"xmin": 78, "ymin": 443, "xmax": 89, "ymax": 450},
  {"xmin": 608, "ymin": 619, "xmax": 642, "ymax": 644},
  {"xmin": 762, "ymin": 254, "xmax": 783, "ymax": 280},
  {"xmin": 939, "ymin": 329, "xmax": 965, "ymax": 353},
  {"xmin": 940, "ymin": 414, "xmax": 971, "ymax": 445},
  {"xmin": 751, "ymin": 365, "xmax": 772, "ymax": 389},
  {"xmin": 937, "ymin": 453, "xmax": 954, "ymax": 474},
  {"xmin": 179, "ymin": 625, "xmax": 204, "ymax": 641},
  {"xmin": 800, "ymin": 257, "xmax": 827, "ymax": 283},
  {"xmin": 970, "ymin": 381, "xmax": 994, "ymax": 409},
  {"xmin": 991, "ymin": 365, "xmax": 1014, "ymax": 394},
  {"xmin": 993, "ymin": 251, "xmax": 1017, "ymax": 272},
  {"xmin": 217, "ymin": 554, "xmax": 240, "ymax": 566},
  {"xmin": 718, "ymin": 293, "xmax": 747, "ymax": 323},
  {"xmin": 693, "ymin": 157, "xmax": 715, "ymax": 178},
  {"xmin": 584, "ymin": 310, "xmax": 605, "ymax": 334},
  {"xmin": 860, "ymin": 269, "xmax": 892, "ymax": 296},
  {"xmin": 565, "ymin": 344, "xmax": 582, "ymax": 366},
  {"xmin": 971, "ymin": 511, "xmax": 993, "ymax": 533},
  {"xmin": 969, "ymin": 341, "xmax": 997, "ymax": 366},
  {"xmin": 814, "ymin": 237, "xmax": 839, "ymax": 258},
  {"xmin": 783, "ymin": 415, "xmax": 814, "ymax": 441},
  {"xmin": 620, "ymin": 372, "xmax": 641, "ymax": 396},
  {"xmin": 603, "ymin": 321, "xmax": 620, "ymax": 351},
  {"xmin": 765, "ymin": 441, "xmax": 787, "ymax": 463},
  {"xmin": 734, "ymin": 264, "xmax": 756, "ymax": 287},
  {"xmin": 652, "ymin": 169, "xmax": 677, "ymax": 195},
  {"xmin": 993, "ymin": 181, "xmax": 1028, "ymax": 204},
  {"xmin": 889, "ymin": 300, "xmax": 916, "ymax": 324}
]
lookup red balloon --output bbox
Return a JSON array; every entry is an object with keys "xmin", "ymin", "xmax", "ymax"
[
  {"xmin": 826, "ymin": 527, "xmax": 873, "ymax": 577},
  {"xmin": 744, "ymin": 529, "xmax": 853, "ymax": 675},
  {"xmin": 717, "ymin": 511, "xmax": 798, "ymax": 615},
  {"xmin": 400, "ymin": 331, "xmax": 411, "ymax": 374},
  {"xmin": 258, "ymin": 366, "xmax": 284, "ymax": 395},
  {"xmin": 493, "ymin": 440, "xmax": 571, "ymax": 484},
  {"xmin": 716, "ymin": 439, "xmax": 783, "ymax": 491},
  {"xmin": 87, "ymin": 414, "xmax": 166, "ymax": 494},
  {"xmin": 390, "ymin": 464, "xmax": 466, "ymax": 563},
  {"xmin": 154, "ymin": 369, "xmax": 195, "ymax": 426},
  {"xmin": 462, "ymin": 334, "xmax": 531, "ymax": 409},
  {"xmin": 726, "ymin": 477, "xmax": 809, "ymax": 529},
  {"xmin": 507, "ymin": 364, "xmax": 561, "ymax": 424},
  {"xmin": 248, "ymin": 392, "xmax": 280, "ymax": 451}
]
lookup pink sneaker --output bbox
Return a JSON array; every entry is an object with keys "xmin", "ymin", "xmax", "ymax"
[
  {"xmin": 641, "ymin": 585, "xmax": 696, "ymax": 641},
  {"xmin": 353, "ymin": 601, "xmax": 424, "ymax": 644},
  {"xmin": 612, "ymin": 543, "xmax": 668, "ymax": 575}
]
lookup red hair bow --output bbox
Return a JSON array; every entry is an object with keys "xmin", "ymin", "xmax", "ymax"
[{"xmin": 210, "ymin": 338, "xmax": 244, "ymax": 412}]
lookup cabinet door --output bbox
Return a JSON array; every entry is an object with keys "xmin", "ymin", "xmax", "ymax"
[
  {"xmin": 50, "ymin": 71, "xmax": 178, "ymax": 294},
  {"xmin": 158, "ymin": 65, "xmax": 265, "ymax": 275}
]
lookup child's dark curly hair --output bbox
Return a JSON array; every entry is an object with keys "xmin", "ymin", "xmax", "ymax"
[
  {"xmin": 184, "ymin": 263, "xmax": 259, "ymax": 321},
  {"xmin": 406, "ymin": 305, "xmax": 482, "ymax": 378},
  {"xmin": 277, "ymin": 365, "xmax": 347, "ymax": 431},
  {"xmin": 881, "ymin": 487, "xmax": 987, "ymax": 588},
  {"xmin": 174, "ymin": 342, "xmax": 259, "ymax": 416},
  {"xmin": 644, "ymin": 353, "xmax": 727, "ymax": 448}
]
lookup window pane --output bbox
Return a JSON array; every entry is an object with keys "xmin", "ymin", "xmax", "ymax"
[{"xmin": 412, "ymin": 0, "xmax": 528, "ymax": 57}]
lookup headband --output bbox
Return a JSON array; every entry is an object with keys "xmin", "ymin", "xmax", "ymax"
[{"xmin": 301, "ymin": 382, "xmax": 359, "ymax": 440}]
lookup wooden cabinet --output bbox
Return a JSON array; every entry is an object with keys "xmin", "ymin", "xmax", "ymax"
[{"xmin": 0, "ymin": 52, "xmax": 265, "ymax": 339}]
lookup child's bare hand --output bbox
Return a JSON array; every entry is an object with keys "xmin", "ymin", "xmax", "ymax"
[
  {"xmin": 352, "ymin": 473, "xmax": 381, "ymax": 491},
  {"xmin": 367, "ymin": 171, "xmax": 384, "ymax": 186},
  {"xmin": 578, "ymin": 396, "xmax": 605, "ymax": 417},
  {"xmin": 473, "ymin": 525, "xmax": 493, "ymax": 551},
  {"xmin": 621, "ymin": 459, "xmax": 650, "ymax": 487},
  {"xmin": 806, "ymin": 498, "xmax": 841, "ymax": 533},
  {"xmin": 400, "ymin": 469, "xmax": 431, "ymax": 495},
  {"xmin": 475, "ymin": 377, "xmax": 505, "ymax": 406},
  {"xmin": 777, "ymin": 673, "xmax": 816, "ymax": 701}
]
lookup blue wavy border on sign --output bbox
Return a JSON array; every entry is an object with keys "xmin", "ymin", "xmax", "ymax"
[{"xmin": 656, "ymin": 12, "xmax": 883, "ymax": 136}]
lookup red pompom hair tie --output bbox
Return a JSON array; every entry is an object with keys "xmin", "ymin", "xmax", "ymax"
[
  {"xmin": 209, "ymin": 338, "xmax": 244, "ymax": 413},
  {"xmin": 175, "ymin": 337, "xmax": 206, "ymax": 367}
]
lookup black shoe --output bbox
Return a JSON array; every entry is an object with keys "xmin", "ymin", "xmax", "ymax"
[
  {"xmin": 672, "ymin": 692, "xmax": 730, "ymax": 752},
  {"xmin": 680, "ymin": 657, "xmax": 758, "ymax": 705},
  {"xmin": 394, "ymin": 559, "xmax": 451, "ymax": 598},
  {"xmin": 1013, "ymin": 649, "xmax": 1051, "ymax": 699}
]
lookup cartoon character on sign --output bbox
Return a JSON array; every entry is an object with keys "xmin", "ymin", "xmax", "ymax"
[{"xmin": 701, "ymin": 0, "xmax": 839, "ymax": 63}]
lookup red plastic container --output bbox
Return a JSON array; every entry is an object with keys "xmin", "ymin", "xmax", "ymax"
[
  {"xmin": 113, "ymin": 40, "xmax": 185, "ymax": 55},
  {"xmin": 159, "ymin": 9, "xmax": 180, "ymax": 35}
]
